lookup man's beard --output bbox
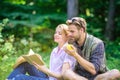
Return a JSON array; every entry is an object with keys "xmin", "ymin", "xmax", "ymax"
[
  {"xmin": 68, "ymin": 38, "xmax": 74, "ymax": 44},
  {"xmin": 68, "ymin": 36, "xmax": 80, "ymax": 44},
  {"xmin": 68, "ymin": 37, "xmax": 78, "ymax": 44}
]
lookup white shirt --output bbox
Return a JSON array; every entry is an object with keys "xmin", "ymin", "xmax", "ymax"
[{"xmin": 49, "ymin": 44, "xmax": 76, "ymax": 80}]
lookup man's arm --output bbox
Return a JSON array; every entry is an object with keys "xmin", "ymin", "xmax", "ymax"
[
  {"xmin": 65, "ymin": 42, "xmax": 105, "ymax": 75},
  {"xmin": 74, "ymin": 52, "xmax": 96, "ymax": 75}
]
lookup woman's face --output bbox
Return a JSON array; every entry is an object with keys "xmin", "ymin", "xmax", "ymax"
[{"xmin": 54, "ymin": 27, "xmax": 67, "ymax": 44}]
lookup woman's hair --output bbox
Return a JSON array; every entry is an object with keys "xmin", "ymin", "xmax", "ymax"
[{"xmin": 56, "ymin": 24, "xmax": 69, "ymax": 35}]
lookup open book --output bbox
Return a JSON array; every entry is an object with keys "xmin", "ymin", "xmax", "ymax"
[{"xmin": 13, "ymin": 49, "xmax": 45, "ymax": 69}]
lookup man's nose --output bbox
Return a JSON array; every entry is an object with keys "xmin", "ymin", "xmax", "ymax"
[{"xmin": 68, "ymin": 32, "xmax": 72, "ymax": 37}]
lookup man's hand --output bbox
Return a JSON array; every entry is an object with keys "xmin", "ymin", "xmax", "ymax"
[{"xmin": 64, "ymin": 44, "xmax": 78, "ymax": 57}]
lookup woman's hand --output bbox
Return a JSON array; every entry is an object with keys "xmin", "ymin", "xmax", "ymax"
[{"xmin": 32, "ymin": 61, "xmax": 47, "ymax": 72}]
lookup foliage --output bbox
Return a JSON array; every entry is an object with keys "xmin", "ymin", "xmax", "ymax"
[
  {"xmin": 0, "ymin": 18, "xmax": 54, "ymax": 80},
  {"xmin": 0, "ymin": 19, "xmax": 15, "ymax": 61},
  {"xmin": 0, "ymin": 0, "xmax": 120, "ymax": 80},
  {"xmin": 0, "ymin": 0, "xmax": 67, "ymax": 30},
  {"xmin": 105, "ymin": 38, "xmax": 120, "ymax": 70},
  {"xmin": 0, "ymin": 19, "xmax": 16, "ymax": 80}
]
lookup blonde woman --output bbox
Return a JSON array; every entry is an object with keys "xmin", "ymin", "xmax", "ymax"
[{"xmin": 7, "ymin": 24, "xmax": 76, "ymax": 80}]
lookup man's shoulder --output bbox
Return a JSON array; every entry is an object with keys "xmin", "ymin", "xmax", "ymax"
[
  {"xmin": 87, "ymin": 34, "xmax": 103, "ymax": 44},
  {"xmin": 85, "ymin": 34, "xmax": 104, "ymax": 50}
]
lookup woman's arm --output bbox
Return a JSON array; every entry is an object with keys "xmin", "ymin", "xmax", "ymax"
[
  {"xmin": 33, "ymin": 62, "xmax": 62, "ymax": 79},
  {"xmin": 33, "ymin": 61, "xmax": 71, "ymax": 80}
]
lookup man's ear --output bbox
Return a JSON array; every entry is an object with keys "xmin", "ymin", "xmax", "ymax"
[{"xmin": 79, "ymin": 28, "xmax": 84, "ymax": 32}]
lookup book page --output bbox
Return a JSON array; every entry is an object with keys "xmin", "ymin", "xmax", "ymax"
[
  {"xmin": 13, "ymin": 49, "xmax": 45, "ymax": 69},
  {"xmin": 22, "ymin": 53, "xmax": 45, "ymax": 66}
]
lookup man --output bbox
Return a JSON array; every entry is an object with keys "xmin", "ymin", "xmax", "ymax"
[{"xmin": 63, "ymin": 17, "xmax": 120, "ymax": 80}]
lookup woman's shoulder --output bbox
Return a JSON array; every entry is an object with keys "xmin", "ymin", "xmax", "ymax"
[{"xmin": 51, "ymin": 47, "xmax": 58, "ymax": 54}]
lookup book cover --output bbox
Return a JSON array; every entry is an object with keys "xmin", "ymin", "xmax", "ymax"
[{"xmin": 13, "ymin": 56, "xmax": 26, "ymax": 69}]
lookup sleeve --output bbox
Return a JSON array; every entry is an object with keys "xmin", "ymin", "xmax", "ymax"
[
  {"xmin": 90, "ymin": 42, "xmax": 105, "ymax": 72},
  {"xmin": 64, "ymin": 52, "xmax": 76, "ymax": 70}
]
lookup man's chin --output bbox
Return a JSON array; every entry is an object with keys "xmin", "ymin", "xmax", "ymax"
[{"xmin": 68, "ymin": 39, "xmax": 74, "ymax": 44}]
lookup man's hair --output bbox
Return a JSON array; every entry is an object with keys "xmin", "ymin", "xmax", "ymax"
[{"xmin": 66, "ymin": 17, "xmax": 87, "ymax": 31}]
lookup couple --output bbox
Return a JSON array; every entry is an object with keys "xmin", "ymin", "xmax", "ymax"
[{"xmin": 7, "ymin": 17, "xmax": 120, "ymax": 80}]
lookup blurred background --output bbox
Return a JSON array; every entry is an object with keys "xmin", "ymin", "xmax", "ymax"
[{"xmin": 0, "ymin": 0, "xmax": 120, "ymax": 79}]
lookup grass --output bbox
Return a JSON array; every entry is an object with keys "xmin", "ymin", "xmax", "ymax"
[{"xmin": 1, "ymin": 51, "xmax": 120, "ymax": 80}]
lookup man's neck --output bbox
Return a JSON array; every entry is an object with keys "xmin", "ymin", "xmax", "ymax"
[{"xmin": 78, "ymin": 33, "xmax": 86, "ymax": 47}]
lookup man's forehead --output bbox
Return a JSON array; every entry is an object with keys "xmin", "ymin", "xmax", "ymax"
[{"xmin": 69, "ymin": 25, "xmax": 77, "ymax": 30}]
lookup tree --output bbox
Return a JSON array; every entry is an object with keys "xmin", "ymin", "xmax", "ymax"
[
  {"xmin": 67, "ymin": 0, "xmax": 79, "ymax": 19},
  {"xmin": 105, "ymin": 0, "xmax": 115, "ymax": 41}
]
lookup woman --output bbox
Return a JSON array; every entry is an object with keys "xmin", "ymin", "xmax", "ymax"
[{"xmin": 7, "ymin": 24, "xmax": 76, "ymax": 80}]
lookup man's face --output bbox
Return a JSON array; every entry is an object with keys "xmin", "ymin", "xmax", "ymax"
[{"xmin": 68, "ymin": 24, "xmax": 81, "ymax": 43}]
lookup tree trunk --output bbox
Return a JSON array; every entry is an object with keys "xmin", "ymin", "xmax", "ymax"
[
  {"xmin": 67, "ymin": 0, "xmax": 79, "ymax": 19},
  {"xmin": 105, "ymin": 0, "xmax": 115, "ymax": 41}
]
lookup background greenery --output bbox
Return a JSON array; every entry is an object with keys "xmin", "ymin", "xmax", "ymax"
[{"xmin": 0, "ymin": 0, "xmax": 120, "ymax": 80}]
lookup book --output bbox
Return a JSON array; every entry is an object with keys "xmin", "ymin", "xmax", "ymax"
[
  {"xmin": 13, "ymin": 56, "xmax": 26, "ymax": 69},
  {"xmin": 13, "ymin": 49, "xmax": 45, "ymax": 69}
]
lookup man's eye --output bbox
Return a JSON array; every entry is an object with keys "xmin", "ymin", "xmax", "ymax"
[{"xmin": 70, "ymin": 31, "xmax": 74, "ymax": 33}]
